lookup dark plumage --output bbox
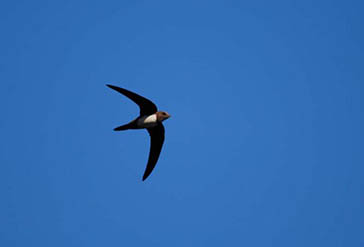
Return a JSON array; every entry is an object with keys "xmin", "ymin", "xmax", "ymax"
[{"xmin": 106, "ymin": 84, "xmax": 170, "ymax": 181}]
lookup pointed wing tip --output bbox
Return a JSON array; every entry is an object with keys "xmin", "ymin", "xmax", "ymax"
[{"xmin": 142, "ymin": 174, "xmax": 149, "ymax": 181}]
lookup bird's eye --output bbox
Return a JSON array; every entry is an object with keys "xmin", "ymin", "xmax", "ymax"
[{"xmin": 163, "ymin": 112, "xmax": 166, "ymax": 115}]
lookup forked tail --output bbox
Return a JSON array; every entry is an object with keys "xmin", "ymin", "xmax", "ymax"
[{"xmin": 114, "ymin": 123, "xmax": 133, "ymax": 131}]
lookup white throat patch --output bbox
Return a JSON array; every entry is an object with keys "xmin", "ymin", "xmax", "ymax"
[{"xmin": 137, "ymin": 114, "xmax": 158, "ymax": 128}]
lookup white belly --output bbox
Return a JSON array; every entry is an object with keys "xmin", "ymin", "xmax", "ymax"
[{"xmin": 137, "ymin": 114, "xmax": 158, "ymax": 128}]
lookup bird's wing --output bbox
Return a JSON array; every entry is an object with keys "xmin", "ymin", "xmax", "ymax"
[
  {"xmin": 106, "ymin": 84, "xmax": 158, "ymax": 116},
  {"xmin": 143, "ymin": 123, "xmax": 165, "ymax": 181}
]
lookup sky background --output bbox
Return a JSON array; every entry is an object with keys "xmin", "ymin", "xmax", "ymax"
[{"xmin": 1, "ymin": 0, "xmax": 363, "ymax": 246}]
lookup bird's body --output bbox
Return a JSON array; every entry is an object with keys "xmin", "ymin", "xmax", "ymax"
[
  {"xmin": 106, "ymin": 84, "xmax": 170, "ymax": 181},
  {"xmin": 137, "ymin": 114, "xmax": 158, "ymax": 128}
]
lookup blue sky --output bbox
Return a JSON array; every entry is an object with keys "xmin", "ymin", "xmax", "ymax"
[{"xmin": 1, "ymin": 0, "xmax": 363, "ymax": 246}]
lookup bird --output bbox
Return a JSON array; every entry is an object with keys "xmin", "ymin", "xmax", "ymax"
[{"xmin": 106, "ymin": 84, "xmax": 171, "ymax": 181}]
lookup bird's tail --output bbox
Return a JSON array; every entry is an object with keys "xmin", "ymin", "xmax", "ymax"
[{"xmin": 114, "ymin": 123, "xmax": 133, "ymax": 131}]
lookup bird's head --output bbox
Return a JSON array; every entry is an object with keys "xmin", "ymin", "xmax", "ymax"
[{"xmin": 156, "ymin": 111, "xmax": 171, "ymax": 122}]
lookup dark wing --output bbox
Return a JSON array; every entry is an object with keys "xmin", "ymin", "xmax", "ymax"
[
  {"xmin": 143, "ymin": 123, "xmax": 165, "ymax": 181},
  {"xmin": 106, "ymin": 84, "xmax": 158, "ymax": 116}
]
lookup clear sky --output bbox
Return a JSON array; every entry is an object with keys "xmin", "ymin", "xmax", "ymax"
[{"xmin": 1, "ymin": 0, "xmax": 363, "ymax": 246}]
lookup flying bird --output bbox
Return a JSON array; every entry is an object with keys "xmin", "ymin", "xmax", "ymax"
[{"xmin": 106, "ymin": 84, "xmax": 170, "ymax": 181}]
